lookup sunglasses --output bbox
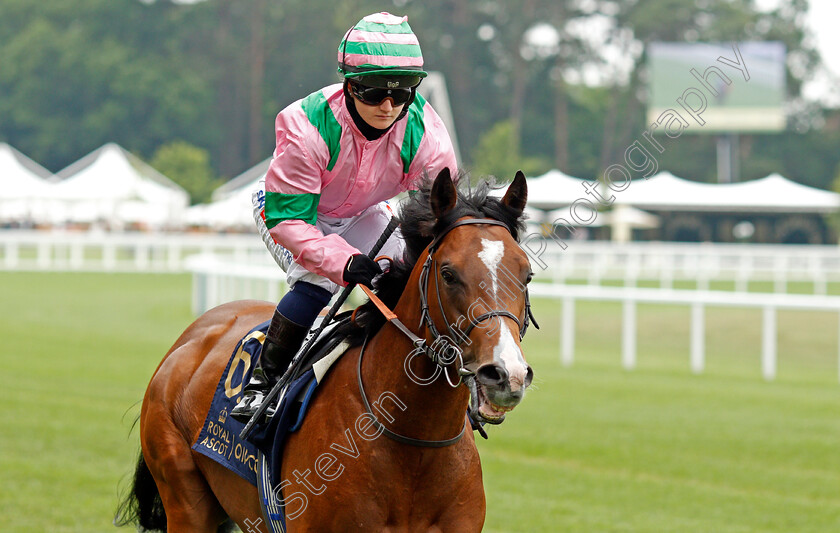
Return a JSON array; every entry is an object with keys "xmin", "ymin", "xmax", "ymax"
[{"xmin": 349, "ymin": 83, "xmax": 414, "ymax": 106}]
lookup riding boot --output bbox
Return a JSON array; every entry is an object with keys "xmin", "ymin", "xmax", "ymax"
[{"xmin": 231, "ymin": 310, "xmax": 309, "ymax": 422}]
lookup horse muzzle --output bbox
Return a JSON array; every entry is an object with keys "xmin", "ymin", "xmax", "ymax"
[{"xmin": 470, "ymin": 362, "xmax": 534, "ymax": 424}]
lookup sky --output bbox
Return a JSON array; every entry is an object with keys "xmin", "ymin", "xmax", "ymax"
[
  {"xmin": 523, "ymin": 0, "xmax": 838, "ymax": 106},
  {"xmin": 758, "ymin": 0, "xmax": 840, "ymax": 105}
]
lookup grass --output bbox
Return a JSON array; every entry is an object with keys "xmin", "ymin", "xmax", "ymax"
[
  {"xmin": 480, "ymin": 297, "xmax": 840, "ymax": 532},
  {"xmin": 0, "ymin": 272, "xmax": 194, "ymax": 533},
  {"xmin": 1, "ymin": 273, "xmax": 839, "ymax": 531}
]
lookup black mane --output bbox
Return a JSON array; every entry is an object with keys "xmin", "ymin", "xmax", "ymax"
[{"xmin": 338, "ymin": 174, "xmax": 527, "ymax": 343}]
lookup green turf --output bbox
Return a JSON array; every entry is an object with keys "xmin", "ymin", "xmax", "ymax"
[
  {"xmin": 480, "ymin": 297, "xmax": 840, "ymax": 532},
  {"xmin": 0, "ymin": 272, "xmax": 195, "ymax": 533},
  {"xmin": 1, "ymin": 273, "xmax": 839, "ymax": 532}
]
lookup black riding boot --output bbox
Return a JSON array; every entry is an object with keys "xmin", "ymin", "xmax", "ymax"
[{"xmin": 231, "ymin": 310, "xmax": 309, "ymax": 422}]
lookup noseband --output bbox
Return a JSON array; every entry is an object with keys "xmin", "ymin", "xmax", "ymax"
[{"xmin": 356, "ymin": 217, "xmax": 539, "ymax": 447}]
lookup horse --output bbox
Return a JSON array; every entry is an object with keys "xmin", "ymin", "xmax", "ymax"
[{"xmin": 116, "ymin": 169, "xmax": 535, "ymax": 532}]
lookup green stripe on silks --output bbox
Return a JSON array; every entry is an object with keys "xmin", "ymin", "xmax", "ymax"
[
  {"xmin": 265, "ymin": 192, "xmax": 320, "ymax": 229},
  {"xmin": 301, "ymin": 90, "xmax": 342, "ymax": 171},
  {"xmin": 342, "ymin": 41, "xmax": 423, "ymax": 58},
  {"xmin": 353, "ymin": 20, "xmax": 414, "ymax": 34},
  {"xmin": 400, "ymin": 92, "xmax": 426, "ymax": 174}
]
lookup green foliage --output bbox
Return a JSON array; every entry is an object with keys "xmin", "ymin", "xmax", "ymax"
[
  {"xmin": 150, "ymin": 141, "xmax": 221, "ymax": 205},
  {"xmin": 470, "ymin": 120, "xmax": 550, "ymax": 181},
  {"xmin": 826, "ymin": 163, "xmax": 840, "ymax": 240},
  {"xmin": 0, "ymin": 0, "xmax": 835, "ymax": 188},
  {"xmin": 0, "ymin": 0, "xmax": 214, "ymax": 172}
]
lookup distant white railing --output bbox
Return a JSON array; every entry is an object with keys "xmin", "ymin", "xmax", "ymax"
[
  {"xmin": 530, "ymin": 283, "xmax": 840, "ymax": 383},
  {"xmin": 5, "ymin": 231, "xmax": 840, "ymax": 294},
  {"xmin": 186, "ymin": 255, "xmax": 287, "ymax": 315},
  {"xmin": 535, "ymin": 241, "xmax": 840, "ymax": 294},
  {"xmin": 0, "ymin": 230, "xmax": 271, "ymax": 272}
]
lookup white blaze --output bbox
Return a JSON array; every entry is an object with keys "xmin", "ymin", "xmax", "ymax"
[
  {"xmin": 495, "ymin": 323, "xmax": 528, "ymax": 390},
  {"xmin": 478, "ymin": 239, "xmax": 505, "ymax": 297},
  {"xmin": 478, "ymin": 238, "xmax": 528, "ymax": 390}
]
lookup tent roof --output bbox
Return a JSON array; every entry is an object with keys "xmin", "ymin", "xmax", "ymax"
[
  {"xmin": 185, "ymin": 187, "xmax": 255, "ymax": 229},
  {"xmin": 610, "ymin": 171, "xmax": 840, "ymax": 213},
  {"xmin": 0, "ymin": 143, "xmax": 55, "ymax": 199},
  {"xmin": 524, "ymin": 169, "xmax": 590, "ymax": 210},
  {"xmin": 604, "ymin": 204, "xmax": 660, "ymax": 228},
  {"xmin": 710, "ymin": 173, "xmax": 840, "ymax": 212},
  {"xmin": 523, "ymin": 169, "xmax": 840, "ymax": 214},
  {"xmin": 213, "ymin": 157, "xmax": 270, "ymax": 202},
  {"xmin": 53, "ymin": 143, "xmax": 188, "ymax": 205}
]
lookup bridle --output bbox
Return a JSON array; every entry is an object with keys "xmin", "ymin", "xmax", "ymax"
[
  {"xmin": 357, "ymin": 217, "xmax": 539, "ymax": 447},
  {"xmin": 419, "ymin": 218, "xmax": 536, "ymax": 370}
]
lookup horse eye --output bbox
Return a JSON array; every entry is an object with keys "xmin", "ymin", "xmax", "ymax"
[
  {"xmin": 526, "ymin": 272, "xmax": 533, "ymax": 284},
  {"xmin": 440, "ymin": 269, "xmax": 457, "ymax": 284}
]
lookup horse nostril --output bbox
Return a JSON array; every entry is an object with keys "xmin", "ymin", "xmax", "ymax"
[
  {"xmin": 476, "ymin": 363, "xmax": 508, "ymax": 387},
  {"xmin": 524, "ymin": 365, "xmax": 534, "ymax": 388}
]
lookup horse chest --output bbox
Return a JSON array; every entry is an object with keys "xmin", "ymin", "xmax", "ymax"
[{"xmin": 282, "ymin": 428, "xmax": 485, "ymax": 531}]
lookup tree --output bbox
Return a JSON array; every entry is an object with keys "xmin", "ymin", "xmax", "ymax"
[
  {"xmin": 607, "ymin": 0, "xmax": 819, "ymax": 175},
  {"xmin": 0, "ymin": 0, "xmax": 214, "ymax": 172},
  {"xmin": 470, "ymin": 120, "xmax": 549, "ymax": 180},
  {"xmin": 150, "ymin": 141, "xmax": 221, "ymax": 205}
]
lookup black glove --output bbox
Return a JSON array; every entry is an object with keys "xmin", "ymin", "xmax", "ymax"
[{"xmin": 343, "ymin": 254, "xmax": 382, "ymax": 288}]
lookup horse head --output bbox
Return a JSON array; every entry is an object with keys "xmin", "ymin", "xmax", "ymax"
[{"xmin": 422, "ymin": 168, "xmax": 534, "ymax": 425}]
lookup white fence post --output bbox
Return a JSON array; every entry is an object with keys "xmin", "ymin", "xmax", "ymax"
[
  {"xmin": 762, "ymin": 306, "xmax": 777, "ymax": 381},
  {"xmin": 37, "ymin": 242, "xmax": 50, "ymax": 269},
  {"xmin": 561, "ymin": 296, "xmax": 575, "ymax": 366},
  {"xmin": 6, "ymin": 242, "xmax": 19, "ymax": 269},
  {"xmin": 622, "ymin": 299, "xmax": 636, "ymax": 370},
  {"xmin": 690, "ymin": 302, "xmax": 705, "ymax": 374}
]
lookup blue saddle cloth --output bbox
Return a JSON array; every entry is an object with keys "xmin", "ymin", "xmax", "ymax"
[
  {"xmin": 192, "ymin": 318, "xmax": 343, "ymax": 478},
  {"xmin": 191, "ymin": 317, "xmax": 349, "ymax": 530}
]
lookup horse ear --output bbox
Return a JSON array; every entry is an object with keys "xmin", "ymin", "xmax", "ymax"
[
  {"xmin": 501, "ymin": 170, "xmax": 528, "ymax": 216},
  {"xmin": 430, "ymin": 168, "xmax": 457, "ymax": 219}
]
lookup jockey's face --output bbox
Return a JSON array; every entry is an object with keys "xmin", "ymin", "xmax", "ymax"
[{"xmin": 350, "ymin": 91, "xmax": 405, "ymax": 130}]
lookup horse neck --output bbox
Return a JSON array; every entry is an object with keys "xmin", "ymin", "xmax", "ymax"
[{"xmin": 362, "ymin": 258, "xmax": 469, "ymax": 441}]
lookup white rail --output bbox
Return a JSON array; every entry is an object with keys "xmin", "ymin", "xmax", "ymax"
[
  {"xmin": 5, "ymin": 231, "xmax": 840, "ymax": 294},
  {"xmin": 534, "ymin": 241, "xmax": 840, "ymax": 294},
  {"xmin": 186, "ymin": 256, "xmax": 287, "ymax": 315},
  {"xmin": 0, "ymin": 230, "xmax": 271, "ymax": 272},
  {"xmin": 530, "ymin": 283, "xmax": 840, "ymax": 382}
]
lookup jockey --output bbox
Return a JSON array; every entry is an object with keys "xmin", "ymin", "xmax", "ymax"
[{"xmin": 232, "ymin": 12, "xmax": 457, "ymax": 421}]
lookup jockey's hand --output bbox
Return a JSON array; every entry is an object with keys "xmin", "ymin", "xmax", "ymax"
[{"xmin": 343, "ymin": 254, "xmax": 382, "ymax": 288}]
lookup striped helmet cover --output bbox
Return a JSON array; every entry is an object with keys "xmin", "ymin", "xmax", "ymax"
[{"xmin": 337, "ymin": 12, "xmax": 427, "ymax": 79}]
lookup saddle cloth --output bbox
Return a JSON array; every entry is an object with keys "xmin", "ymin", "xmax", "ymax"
[{"xmin": 191, "ymin": 314, "xmax": 351, "ymax": 489}]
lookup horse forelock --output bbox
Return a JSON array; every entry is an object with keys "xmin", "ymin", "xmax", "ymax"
[
  {"xmin": 340, "ymin": 172, "xmax": 528, "ymax": 343},
  {"xmin": 401, "ymin": 173, "xmax": 527, "ymax": 258}
]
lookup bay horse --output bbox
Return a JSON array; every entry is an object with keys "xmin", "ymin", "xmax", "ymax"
[{"xmin": 116, "ymin": 169, "xmax": 535, "ymax": 532}]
